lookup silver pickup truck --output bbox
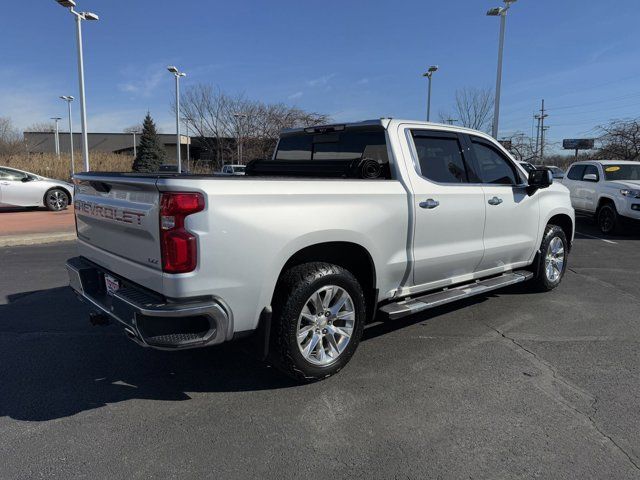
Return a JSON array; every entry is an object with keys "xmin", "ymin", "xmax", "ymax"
[{"xmin": 66, "ymin": 119, "xmax": 574, "ymax": 381}]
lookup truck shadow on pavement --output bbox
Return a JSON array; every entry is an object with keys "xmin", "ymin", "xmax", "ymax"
[
  {"xmin": 0, "ymin": 281, "xmax": 543, "ymax": 422},
  {"xmin": 0, "ymin": 286, "xmax": 298, "ymax": 422}
]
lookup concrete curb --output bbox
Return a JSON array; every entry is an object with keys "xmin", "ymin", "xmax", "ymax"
[{"xmin": 0, "ymin": 232, "xmax": 77, "ymax": 248}]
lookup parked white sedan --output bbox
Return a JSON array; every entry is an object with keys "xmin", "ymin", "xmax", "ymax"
[{"xmin": 0, "ymin": 166, "xmax": 74, "ymax": 211}]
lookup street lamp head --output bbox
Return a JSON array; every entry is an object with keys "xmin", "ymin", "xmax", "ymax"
[
  {"xmin": 56, "ymin": 0, "xmax": 76, "ymax": 7},
  {"xmin": 177, "ymin": 72, "xmax": 186, "ymax": 77},
  {"xmin": 60, "ymin": 95, "xmax": 74, "ymax": 101},
  {"xmin": 82, "ymin": 12, "xmax": 99, "ymax": 20},
  {"xmin": 428, "ymin": 65, "xmax": 438, "ymax": 73},
  {"xmin": 51, "ymin": 117, "xmax": 62, "ymax": 121},
  {"xmin": 486, "ymin": 7, "xmax": 504, "ymax": 16},
  {"xmin": 167, "ymin": 65, "xmax": 179, "ymax": 74}
]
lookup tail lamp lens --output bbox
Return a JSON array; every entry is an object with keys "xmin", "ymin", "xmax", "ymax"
[{"xmin": 160, "ymin": 192, "xmax": 204, "ymax": 273}]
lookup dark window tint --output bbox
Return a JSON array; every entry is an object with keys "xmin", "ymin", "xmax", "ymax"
[
  {"xmin": 412, "ymin": 135, "xmax": 470, "ymax": 183},
  {"xmin": 603, "ymin": 164, "xmax": 640, "ymax": 181},
  {"xmin": 275, "ymin": 129, "xmax": 389, "ymax": 165},
  {"xmin": 583, "ymin": 164, "xmax": 599, "ymax": 181},
  {"xmin": 567, "ymin": 164, "xmax": 586, "ymax": 180},
  {"xmin": 471, "ymin": 140, "xmax": 518, "ymax": 185}
]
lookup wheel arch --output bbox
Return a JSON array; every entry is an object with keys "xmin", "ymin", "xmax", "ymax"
[
  {"xmin": 42, "ymin": 186, "xmax": 72, "ymax": 206},
  {"xmin": 547, "ymin": 213, "xmax": 573, "ymax": 250},
  {"xmin": 273, "ymin": 241, "xmax": 378, "ymax": 319}
]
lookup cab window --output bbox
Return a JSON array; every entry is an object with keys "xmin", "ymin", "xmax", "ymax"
[
  {"xmin": 470, "ymin": 138, "xmax": 520, "ymax": 185},
  {"xmin": 411, "ymin": 131, "xmax": 478, "ymax": 183},
  {"xmin": 582, "ymin": 165, "xmax": 599, "ymax": 181},
  {"xmin": 567, "ymin": 164, "xmax": 586, "ymax": 180}
]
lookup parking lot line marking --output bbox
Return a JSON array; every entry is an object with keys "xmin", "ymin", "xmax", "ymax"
[{"xmin": 575, "ymin": 231, "xmax": 617, "ymax": 245}]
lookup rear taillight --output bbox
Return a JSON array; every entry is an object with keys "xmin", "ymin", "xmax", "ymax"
[{"xmin": 159, "ymin": 192, "xmax": 205, "ymax": 273}]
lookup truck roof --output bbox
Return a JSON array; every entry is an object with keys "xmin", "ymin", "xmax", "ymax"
[{"xmin": 282, "ymin": 118, "xmax": 492, "ymax": 138}]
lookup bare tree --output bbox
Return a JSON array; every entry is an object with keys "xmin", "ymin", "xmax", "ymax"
[
  {"xmin": 597, "ymin": 118, "xmax": 640, "ymax": 160},
  {"xmin": 0, "ymin": 117, "xmax": 24, "ymax": 155},
  {"xmin": 441, "ymin": 87, "xmax": 494, "ymax": 132},
  {"xmin": 123, "ymin": 124, "xmax": 143, "ymax": 134},
  {"xmin": 25, "ymin": 121, "xmax": 56, "ymax": 132},
  {"xmin": 500, "ymin": 132, "xmax": 537, "ymax": 162},
  {"xmin": 179, "ymin": 84, "xmax": 329, "ymax": 169}
]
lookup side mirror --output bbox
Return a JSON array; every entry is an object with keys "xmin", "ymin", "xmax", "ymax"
[
  {"xmin": 527, "ymin": 168, "xmax": 553, "ymax": 195},
  {"xmin": 582, "ymin": 173, "xmax": 598, "ymax": 182}
]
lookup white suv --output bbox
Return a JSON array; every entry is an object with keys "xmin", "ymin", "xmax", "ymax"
[{"xmin": 562, "ymin": 160, "xmax": 640, "ymax": 234}]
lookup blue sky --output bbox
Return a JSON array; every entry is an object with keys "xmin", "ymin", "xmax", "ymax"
[{"xmin": 3, "ymin": 0, "xmax": 640, "ymax": 152}]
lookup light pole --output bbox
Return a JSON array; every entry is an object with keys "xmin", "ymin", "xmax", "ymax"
[
  {"xmin": 55, "ymin": 0, "xmax": 99, "ymax": 172},
  {"xmin": 167, "ymin": 66, "xmax": 186, "ymax": 172},
  {"xmin": 185, "ymin": 122, "xmax": 190, "ymax": 172},
  {"xmin": 233, "ymin": 113, "xmax": 248, "ymax": 163},
  {"xmin": 422, "ymin": 65, "xmax": 438, "ymax": 121},
  {"xmin": 60, "ymin": 96, "xmax": 75, "ymax": 175},
  {"xmin": 487, "ymin": 0, "xmax": 517, "ymax": 139},
  {"xmin": 51, "ymin": 117, "xmax": 62, "ymax": 159},
  {"xmin": 132, "ymin": 131, "xmax": 137, "ymax": 158}
]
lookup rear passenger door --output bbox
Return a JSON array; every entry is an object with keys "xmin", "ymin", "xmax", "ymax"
[
  {"xmin": 467, "ymin": 135, "xmax": 539, "ymax": 272},
  {"xmin": 405, "ymin": 129, "xmax": 486, "ymax": 288}
]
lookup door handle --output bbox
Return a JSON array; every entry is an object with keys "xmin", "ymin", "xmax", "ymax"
[
  {"xmin": 419, "ymin": 198, "xmax": 440, "ymax": 209},
  {"xmin": 488, "ymin": 196, "xmax": 503, "ymax": 205}
]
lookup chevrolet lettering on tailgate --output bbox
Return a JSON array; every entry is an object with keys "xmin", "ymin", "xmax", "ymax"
[{"xmin": 74, "ymin": 199, "xmax": 145, "ymax": 226}]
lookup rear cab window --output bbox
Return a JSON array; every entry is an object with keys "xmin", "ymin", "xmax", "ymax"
[{"xmin": 259, "ymin": 125, "xmax": 391, "ymax": 179}]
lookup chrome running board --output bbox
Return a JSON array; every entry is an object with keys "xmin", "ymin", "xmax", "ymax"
[{"xmin": 379, "ymin": 270, "xmax": 533, "ymax": 320}]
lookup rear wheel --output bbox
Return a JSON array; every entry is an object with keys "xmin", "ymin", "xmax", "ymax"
[
  {"xmin": 45, "ymin": 188, "xmax": 69, "ymax": 211},
  {"xmin": 597, "ymin": 203, "xmax": 619, "ymax": 235},
  {"xmin": 271, "ymin": 262, "xmax": 365, "ymax": 382},
  {"xmin": 528, "ymin": 225, "xmax": 568, "ymax": 292}
]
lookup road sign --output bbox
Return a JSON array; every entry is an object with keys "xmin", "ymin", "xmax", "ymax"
[{"xmin": 562, "ymin": 138, "xmax": 594, "ymax": 150}]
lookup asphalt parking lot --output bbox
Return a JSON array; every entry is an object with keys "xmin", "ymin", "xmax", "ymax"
[{"xmin": 1, "ymin": 216, "xmax": 639, "ymax": 479}]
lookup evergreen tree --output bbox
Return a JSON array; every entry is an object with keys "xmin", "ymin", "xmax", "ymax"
[{"xmin": 132, "ymin": 113, "xmax": 167, "ymax": 172}]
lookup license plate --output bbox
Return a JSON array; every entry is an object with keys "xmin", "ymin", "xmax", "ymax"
[{"xmin": 104, "ymin": 274, "xmax": 120, "ymax": 295}]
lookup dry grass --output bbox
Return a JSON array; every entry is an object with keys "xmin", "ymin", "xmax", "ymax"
[
  {"xmin": 1, "ymin": 153, "xmax": 214, "ymax": 180},
  {"xmin": 1, "ymin": 152, "xmax": 133, "ymax": 181}
]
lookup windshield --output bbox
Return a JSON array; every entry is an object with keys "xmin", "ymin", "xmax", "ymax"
[{"xmin": 603, "ymin": 164, "xmax": 640, "ymax": 181}]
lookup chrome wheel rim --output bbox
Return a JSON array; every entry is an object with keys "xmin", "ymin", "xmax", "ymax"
[
  {"xmin": 296, "ymin": 285, "xmax": 355, "ymax": 366},
  {"xmin": 47, "ymin": 190, "xmax": 67, "ymax": 211},
  {"xmin": 545, "ymin": 236, "xmax": 565, "ymax": 283}
]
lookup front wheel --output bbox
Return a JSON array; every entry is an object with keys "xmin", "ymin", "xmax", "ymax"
[
  {"xmin": 597, "ymin": 203, "xmax": 619, "ymax": 235},
  {"xmin": 528, "ymin": 225, "xmax": 568, "ymax": 292},
  {"xmin": 271, "ymin": 262, "xmax": 366, "ymax": 382},
  {"xmin": 45, "ymin": 188, "xmax": 69, "ymax": 211}
]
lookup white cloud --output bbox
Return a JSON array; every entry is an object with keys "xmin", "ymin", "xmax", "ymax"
[
  {"xmin": 307, "ymin": 73, "xmax": 336, "ymax": 87},
  {"xmin": 117, "ymin": 68, "xmax": 165, "ymax": 98},
  {"xmin": 356, "ymin": 78, "xmax": 369, "ymax": 85},
  {"xmin": 288, "ymin": 91, "xmax": 303, "ymax": 100}
]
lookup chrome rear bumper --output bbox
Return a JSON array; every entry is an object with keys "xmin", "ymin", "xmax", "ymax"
[{"xmin": 66, "ymin": 256, "xmax": 232, "ymax": 349}]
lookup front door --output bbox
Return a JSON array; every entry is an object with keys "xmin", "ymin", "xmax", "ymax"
[
  {"xmin": 466, "ymin": 136, "xmax": 539, "ymax": 272},
  {"xmin": 0, "ymin": 168, "xmax": 36, "ymax": 207},
  {"xmin": 404, "ymin": 128, "xmax": 486, "ymax": 288}
]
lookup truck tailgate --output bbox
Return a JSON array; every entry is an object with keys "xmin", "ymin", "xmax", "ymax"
[{"xmin": 74, "ymin": 175, "xmax": 162, "ymax": 269}]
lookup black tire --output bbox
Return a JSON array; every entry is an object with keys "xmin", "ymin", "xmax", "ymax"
[
  {"xmin": 271, "ymin": 262, "xmax": 366, "ymax": 382},
  {"xmin": 44, "ymin": 188, "xmax": 70, "ymax": 211},
  {"xmin": 597, "ymin": 203, "xmax": 619, "ymax": 235},
  {"xmin": 529, "ymin": 224, "xmax": 568, "ymax": 292}
]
